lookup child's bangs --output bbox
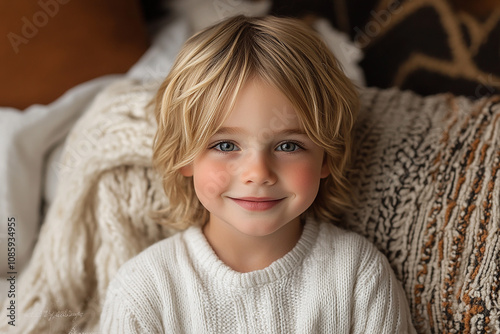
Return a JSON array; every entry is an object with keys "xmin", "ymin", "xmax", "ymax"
[{"xmin": 182, "ymin": 52, "xmax": 255, "ymax": 161}]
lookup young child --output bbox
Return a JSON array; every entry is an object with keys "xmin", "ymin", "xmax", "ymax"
[{"xmin": 100, "ymin": 15, "xmax": 416, "ymax": 333}]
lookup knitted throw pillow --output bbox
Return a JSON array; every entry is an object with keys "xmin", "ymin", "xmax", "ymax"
[{"xmin": 344, "ymin": 87, "xmax": 500, "ymax": 333}]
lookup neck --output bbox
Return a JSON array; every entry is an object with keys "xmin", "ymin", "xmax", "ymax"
[{"xmin": 202, "ymin": 218, "xmax": 303, "ymax": 273}]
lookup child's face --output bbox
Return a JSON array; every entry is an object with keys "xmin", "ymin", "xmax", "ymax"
[{"xmin": 181, "ymin": 78, "xmax": 329, "ymax": 238}]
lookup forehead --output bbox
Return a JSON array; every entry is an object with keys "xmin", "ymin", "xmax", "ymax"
[{"xmin": 221, "ymin": 78, "xmax": 302, "ymax": 131}]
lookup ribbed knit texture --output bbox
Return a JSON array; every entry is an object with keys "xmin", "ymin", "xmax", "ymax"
[
  {"xmin": 1, "ymin": 78, "xmax": 498, "ymax": 333},
  {"xmin": 344, "ymin": 89, "xmax": 500, "ymax": 333},
  {"xmin": 100, "ymin": 220, "xmax": 416, "ymax": 333}
]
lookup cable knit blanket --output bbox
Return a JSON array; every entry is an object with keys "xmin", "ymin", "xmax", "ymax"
[{"xmin": 1, "ymin": 78, "xmax": 498, "ymax": 333}]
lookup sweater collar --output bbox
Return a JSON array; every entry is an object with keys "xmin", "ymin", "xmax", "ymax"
[{"xmin": 184, "ymin": 219, "xmax": 319, "ymax": 289}]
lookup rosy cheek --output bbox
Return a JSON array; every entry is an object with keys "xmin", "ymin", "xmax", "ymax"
[
  {"xmin": 193, "ymin": 158, "xmax": 231, "ymax": 202},
  {"xmin": 283, "ymin": 162, "xmax": 322, "ymax": 197}
]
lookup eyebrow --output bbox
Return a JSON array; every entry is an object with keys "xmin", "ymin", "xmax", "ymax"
[{"xmin": 215, "ymin": 127, "xmax": 307, "ymax": 136}]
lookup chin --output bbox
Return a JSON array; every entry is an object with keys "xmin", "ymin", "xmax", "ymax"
[{"xmin": 233, "ymin": 218, "xmax": 293, "ymax": 238}]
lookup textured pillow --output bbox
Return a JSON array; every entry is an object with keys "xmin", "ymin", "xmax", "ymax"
[
  {"xmin": 344, "ymin": 88, "xmax": 500, "ymax": 333},
  {"xmin": 0, "ymin": 0, "xmax": 149, "ymax": 109}
]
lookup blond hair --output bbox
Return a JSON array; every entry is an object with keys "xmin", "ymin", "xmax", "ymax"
[{"xmin": 152, "ymin": 15, "xmax": 359, "ymax": 229}]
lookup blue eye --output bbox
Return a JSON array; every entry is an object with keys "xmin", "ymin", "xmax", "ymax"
[
  {"xmin": 213, "ymin": 142, "xmax": 238, "ymax": 152},
  {"xmin": 276, "ymin": 142, "xmax": 300, "ymax": 152}
]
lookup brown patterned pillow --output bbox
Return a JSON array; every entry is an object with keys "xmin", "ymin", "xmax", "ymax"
[
  {"xmin": 345, "ymin": 87, "xmax": 500, "ymax": 333},
  {"xmin": 270, "ymin": 0, "xmax": 500, "ymax": 98},
  {"xmin": 354, "ymin": 0, "xmax": 500, "ymax": 98}
]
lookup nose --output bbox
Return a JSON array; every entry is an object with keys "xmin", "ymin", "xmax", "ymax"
[{"xmin": 240, "ymin": 150, "xmax": 277, "ymax": 185}]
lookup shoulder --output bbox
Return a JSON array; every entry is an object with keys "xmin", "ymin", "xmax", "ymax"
[
  {"xmin": 315, "ymin": 222, "xmax": 400, "ymax": 288},
  {"xmin": 101, "ymin": 227, "xmax": 206, "ymax": 332},
  {"xmin": 101, "ymin": 229, "xmax": 195, "ymax": 330},
  {"xmin": 314, "ymin": 222, "xmax": 416, "ymax": 333},
  {"xmin": 315, "ymin": 221, "xmax": 379, "ymax": 261},
  {"xmin": 105, "ymin": 228, "xmax": 194, "ymax": 299},
  {"xmin": 311, "ymin": 221, "xmax": 396, "ymax": 281},
  {"xmin": 116, "ymin": 233, "xmax": 178, "ymax": 274}
]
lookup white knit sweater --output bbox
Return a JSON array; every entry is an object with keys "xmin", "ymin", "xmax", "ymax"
[{"xmin": 100, "ymin": 220, "xmax": 416, "ymax": 333}]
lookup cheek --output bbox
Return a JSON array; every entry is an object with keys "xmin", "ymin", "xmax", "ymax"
[
  {"xmin": 282, "ymin": 161, "xmax": 322, "ymax": 197},
  {"xmin": 193, "ymin": 158, "xmax": 231, "ymax": 203}
]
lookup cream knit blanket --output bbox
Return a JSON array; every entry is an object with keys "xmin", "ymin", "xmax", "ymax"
[
  {"xmin": 0, "ymin": 79, "xmax": 174, "ymax": 333},
  {"xmin": 0, "ymin": 78, "xmax": 498, "ymax": 333}
]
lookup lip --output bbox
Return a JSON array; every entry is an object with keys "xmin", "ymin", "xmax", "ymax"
[{"xmin": 229, "ymin": 197, "xmax": 284, "ymax": 211}]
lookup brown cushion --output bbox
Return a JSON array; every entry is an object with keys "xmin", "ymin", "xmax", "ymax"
[{"xmin": 0, "ymin": 0, "xmax": 149, "ymax": 109}]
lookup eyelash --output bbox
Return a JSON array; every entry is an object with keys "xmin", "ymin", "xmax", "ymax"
[
  {"xmin": 210, "ymin": 141, "xmax": 239, "ymax": 152},
  {"xmin": 209, "ymin": 140, "xmax": 305, "ymax": 153}
]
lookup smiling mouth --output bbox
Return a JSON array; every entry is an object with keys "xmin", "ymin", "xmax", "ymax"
[{"xmin": 229, "ymin": 197, "xmax": 284, "ymax": 211}]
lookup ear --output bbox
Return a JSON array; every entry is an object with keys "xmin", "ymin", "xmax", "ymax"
[
  {"xmin": 179, "ymin": 164, "xmax": 193, "ymax": 177},
  {"xmin": 320, "ymin": 155, "xmax": 330, "ymax": 179}
]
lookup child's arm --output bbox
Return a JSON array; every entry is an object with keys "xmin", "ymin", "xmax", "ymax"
[{"xmin": 351, "ymin": 243, "xmax": 417, "ymax": 334}]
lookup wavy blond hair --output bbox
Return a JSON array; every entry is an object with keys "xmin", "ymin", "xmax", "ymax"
[{"xmin": 152, "ymin": 15, "xmax": 359, "ymax": 229}]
